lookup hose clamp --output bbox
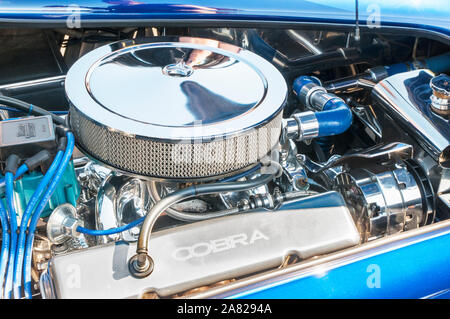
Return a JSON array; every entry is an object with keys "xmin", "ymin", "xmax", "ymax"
[
  {"xmin": 309, "ymin": 91, "xmax": 337, "ymax": 111},
  {"xmin": 281, "ymin": 117, "xmax": 300, "ymax": 143},
  {"xmin": 302, "ymin": 85, "xmax": 326, "ymax": 110},
  {"xmin": 292, "ymin": 111, "xmax": 319, "ymax": 141}
]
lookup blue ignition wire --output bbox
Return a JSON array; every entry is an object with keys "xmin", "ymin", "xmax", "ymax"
[
  {"xmin": 0, "ymin": 201, "xmax": 10, "ymax": 296},
  {"xmin": 23, "ymin": 132, "xmax": 74, "ymax": 299},
  {"xmin": 12, "ymin": 150, "xmax": 64, "ymax": 299},
  {"xmin": 0, "ymin": 164, "xmax": 28, "ymax": 188},
  {"xmin": 76, "ymin": 216, "xmax": 146, "ymax": 237},
  {"xmin": 3, "ymin": 173, "xmax": 17, "ymax": 299}
]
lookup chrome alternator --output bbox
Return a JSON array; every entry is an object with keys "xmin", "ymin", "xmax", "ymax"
[{"xmin": 334, "ymin": 159, "xmax": 435, "ymax": 241}]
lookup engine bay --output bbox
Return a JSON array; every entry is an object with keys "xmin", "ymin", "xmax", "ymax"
[{"xmin": 0, "ymin": 26, "xmax": 448, "ymax": 299}]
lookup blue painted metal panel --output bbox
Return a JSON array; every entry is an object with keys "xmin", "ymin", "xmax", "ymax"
[
  {"xmin": 428, "ymin": 289, "xmax": 450, "ymax": 299},
  {"xmin": 226, "ymin": 228, "xmax": 450, "ymax": 299},
  {"xmin": 0, "ymin": 0, "xmax": 356, "ymax": 24},
  {"xmin": 357, "ymin": 0, "xmax": 450, "ymax": 37},
  {"xmin": 0, "ymin": 1, "xmax": 448, "ymax": 37}
]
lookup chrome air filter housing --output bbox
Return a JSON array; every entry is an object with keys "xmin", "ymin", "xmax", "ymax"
[{"xmin": 66, "ymin": 37, "xmax": 287, "ymax": 180}]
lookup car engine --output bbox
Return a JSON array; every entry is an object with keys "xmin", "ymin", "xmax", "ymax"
[{"xmin": 0, "ymin": 27, "xmax": 448, "ymax": 299}]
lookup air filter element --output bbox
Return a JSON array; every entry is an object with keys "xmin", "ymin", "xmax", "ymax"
[{"xmin": 66, "ymin": 37, "xmax": 287, "ymax": 180}]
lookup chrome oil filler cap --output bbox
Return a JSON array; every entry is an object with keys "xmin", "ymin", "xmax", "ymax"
[
  {"xmin": 430, "ymin": 73, "xmax": 450, "ymax": 115},
  {"xmin": 66, "ymin": 37, "xmax": 287, "ymax": 180}
]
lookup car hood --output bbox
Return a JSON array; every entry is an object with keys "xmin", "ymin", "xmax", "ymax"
[{"xmin": 0, "ymin": 0, "xmax": 448, "ymax": 38}]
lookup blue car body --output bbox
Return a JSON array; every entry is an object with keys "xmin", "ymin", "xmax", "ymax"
[
  {"xmin": 0, "ymin": 0, "xmax": 449, "ymax": 38},
  {"xmin": 0, "ymin": 0, "xmax": 448, "ymax": 298}
]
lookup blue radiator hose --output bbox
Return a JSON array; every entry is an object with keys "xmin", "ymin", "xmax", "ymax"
[
  {"xmin": 0, "ymin": 200, "xmax": 10, "ymax": 295},
  {"xmin": 425, "ymin": 52, "xmax": 450, "ymax": 74},
  {"xmin": 3, "ymin": 173, "xmax": 17, "ymax": 299},
  {"xmin": 385, "ymin": 52, "xmax": 450, "ymax": 76},
  {"xmin": 12, "ymin": 150, "xmax": 63, "ymax": 299},
  {"xmin": 293, "ymin": 54, "xmax": 449, "ymax": 137},
  {"xmin": 292, "ymin": 76, "xmax": 353, "ymax": 139},
  {"xmin": 315, "ymin": 99, "xmax": 353, "ymax": 137},
  {"xmin": 23, "ymin": 132, "xmax": 75, "ymax": 299}
]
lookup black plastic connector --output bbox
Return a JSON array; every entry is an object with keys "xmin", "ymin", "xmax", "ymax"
[
  {"xmin": 57, "ymin": 136, "xmax": 67, "ymax": 152},
  {"xmin": 24, "ymin": 150, "xmax": 51, "ymax": 172},
  {"xmin": 0, "ymin": 115, "xmax": 57, "ymax": 161},
  {"xmin": 4, "ymin": 154, "xmax": 20, "ymax": 175},
  {"xmin": 55, "ymin": 125, "xmax": 72, "ymax": 138}
]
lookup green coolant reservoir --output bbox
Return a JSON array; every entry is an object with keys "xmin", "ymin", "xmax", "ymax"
[{"xmin": 0, "ymin": 160, "xmax": 80, "ymax": 219}]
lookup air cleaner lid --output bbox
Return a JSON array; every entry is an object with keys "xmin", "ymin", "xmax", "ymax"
[
  {"xmin": 66, "ymin": 37, "xmax": 287, "ymax": 179},
  {"xmin": 65, "ymin": 37, "xmax": 287, "ymax": 141}
]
